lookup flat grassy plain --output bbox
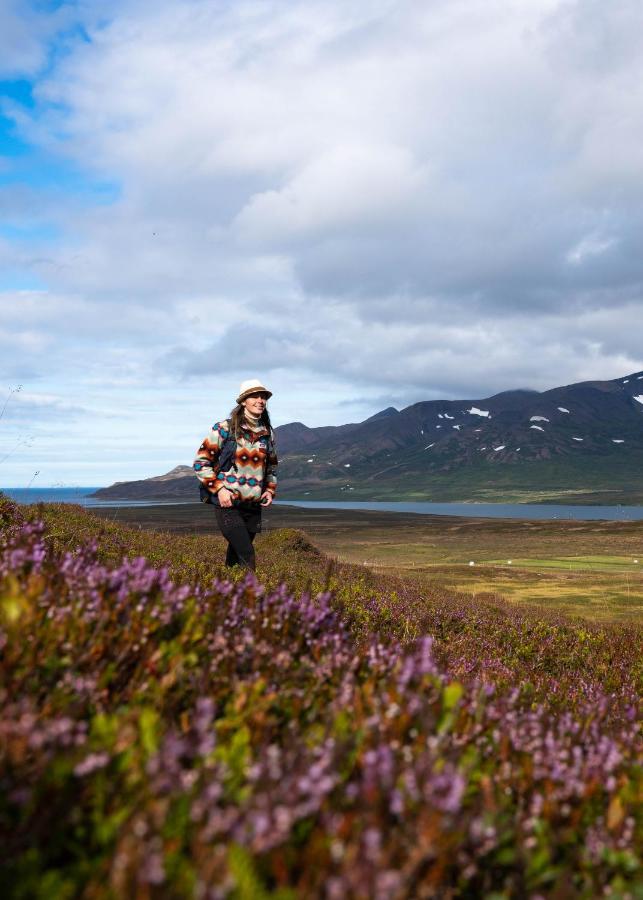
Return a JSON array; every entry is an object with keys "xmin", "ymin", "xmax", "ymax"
[{"xmin": 91, "ymin": 502, "xmax": 643, "ymax": 623}]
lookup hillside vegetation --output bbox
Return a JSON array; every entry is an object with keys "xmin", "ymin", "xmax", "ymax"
[
  {"xmin": 1, "ymin": 497, "xmax": 641, "ymax": 898},
  {"xmin": 90, "ymin": 502, "xmax": 643, "ymax": 622}
]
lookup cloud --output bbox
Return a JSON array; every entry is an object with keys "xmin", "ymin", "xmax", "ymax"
[
  {"xmin": 1, "ymin": 0, "xmax": 642, "ymax": 484},
  {"xmin": 0, "ymin": 1, "xmax": 57, "ymax": 77},
  {"xmin": 0, "ymin": 388, "xmax": 89, "ymax": 423},
  {"xmin": 566, "ymin": 233, "xmax": 618, "ymax": 266},
  {"xmin": 234, "ymin": 145, "xmax": 429, "ymax": 244},
  {"xmin": 17, "ymin": 0, "xmax": 640, "ymax": 313},
  {"xmin": 167, "ymin": 296, "xmax": 643, "ymax": 401}
]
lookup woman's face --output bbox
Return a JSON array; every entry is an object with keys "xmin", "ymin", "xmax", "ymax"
[{"xmin": 242, "ymin": 391, "xmax": 269, "ymax": 417}]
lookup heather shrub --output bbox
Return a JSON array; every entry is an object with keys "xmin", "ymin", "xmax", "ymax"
[
  {"xmin": 31, "ymin": 502, "xmax": 642, "ymax": 720},
  {"xmin": 1, "ymin": 497, "xmax": 640, "ymax": 897}
]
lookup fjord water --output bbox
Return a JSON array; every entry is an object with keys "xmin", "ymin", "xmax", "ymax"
[
  {"xmin": 0, "ymin": 488, "xmax": 187, "ymax": 509},
  {"xmin": 276, "ymin": 500, "xmax": 643, "ymax": 520},
  {"xmin": 3, "ymin": 487, "xmax": 643, "ymax": 520}
]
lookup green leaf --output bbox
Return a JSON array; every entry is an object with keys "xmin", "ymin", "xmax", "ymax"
[
  {"xmin": 443, "ymin": 682, "xmax": 464, "ymax": 711},
  {"xmin": 139, "ymin": 707, "xmax": 159, "ymax": 757}
]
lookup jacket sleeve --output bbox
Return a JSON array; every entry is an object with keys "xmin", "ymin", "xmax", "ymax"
[
  {"xmin": 264, "ymin": 434, "xmax": 278, "ymax": 496},
  {"xmin": 193, "ymin": 421, "xmax": 226, "ymax": 496}
]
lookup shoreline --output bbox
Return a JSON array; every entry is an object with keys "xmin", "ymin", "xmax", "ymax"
[
  {"xmin": 82, "ymin": 500, "xmax": 643, "ymax": 534},
  {"xmin": 6, "ymin": 482, "xmax": 643, "ymax": 511},
  {"xmin": 6, "ymin": 492, "xmax": 643, "ymax": 521}
]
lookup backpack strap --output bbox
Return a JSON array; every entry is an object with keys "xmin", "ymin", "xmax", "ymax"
[
  {"xmin": 216, "ymin": 432, "xmax": 238, "ymax": 476},
  {"xmin": 199, "ymin": 422, "xmax": 238, "ymax": 504},
  {"xmin": 261, "ymin": 429, "xmax": 275, "ymax": 492}
]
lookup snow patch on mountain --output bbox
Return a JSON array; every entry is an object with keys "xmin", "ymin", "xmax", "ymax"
[
  {"xmin": 468, "ymin": 407, "xmax": 490, "ymax": 417},
  {"xmin": 557, "ymin": 407, "xmax": 570, "ymax": 413},
  {"xmin": 530, "ymin": 416, "xmax": 549, "ymax": 422},
  {"xmin": 530, "ymin": 425, "xmax": 545, "ymax": 432}
]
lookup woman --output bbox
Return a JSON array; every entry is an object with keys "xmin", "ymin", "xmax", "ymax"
[{"xmin": 193, "ymin": 379, "xmax": 278, "ymax": 570}]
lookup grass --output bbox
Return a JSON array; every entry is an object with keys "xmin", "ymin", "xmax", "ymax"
[
  {"xmin": 71, "ymin": 500, "xmax": 643, "ymax": 623},
  {"xmin": 341, "ymin": 547, "xmax": 643, "ymax": 623},
  {"xmin": 408, "ymin": 565, "xmax": 643, "ymax": 622},
  {"xmin": 487, "ymin": 555, "xmax": 642, "ymax": 571},
  {"xmin": 270, "ymin": 505, "xmax": 643, "ymax": 623}
]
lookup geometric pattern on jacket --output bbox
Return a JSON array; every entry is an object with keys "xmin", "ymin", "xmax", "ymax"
[{"xmin": 193, "ymin": 419, "xmax": 278, "ymax": 504}]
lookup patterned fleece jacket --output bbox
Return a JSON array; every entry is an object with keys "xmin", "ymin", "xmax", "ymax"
[{"xmin": 193, "ymin": 418, "xmax": 278, "ymax": 504}]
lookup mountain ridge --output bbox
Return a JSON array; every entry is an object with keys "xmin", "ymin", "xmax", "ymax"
[{"xmin": 92, "ymin": 371, "xmax": 643, "ymax": 504}]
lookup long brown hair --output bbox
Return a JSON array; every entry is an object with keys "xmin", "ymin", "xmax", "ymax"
[{"xmin": 228, "ymin": 404, "xmax": 273, "ymax": 438}]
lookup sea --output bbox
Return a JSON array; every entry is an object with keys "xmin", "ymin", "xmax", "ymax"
[
  {"xmin": 0, "ymin": 488, "xmax": 187, "ymax": 509},
  {"xmin": 2, "ymin": 487, "xmax": 643, "ymax": 521}
]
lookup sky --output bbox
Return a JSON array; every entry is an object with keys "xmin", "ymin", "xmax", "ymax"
[{"xmin": 1, "ymin": 0, "xmax": 643, "ymax": 487}]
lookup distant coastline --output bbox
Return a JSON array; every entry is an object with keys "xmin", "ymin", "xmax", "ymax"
[
  {"xmin": 0, "ymin": 487, "xmax": 178, "ymax": 509},
  {"xmin": 3, "ymin": 488, "xmax": 643, "ymax": 520}
]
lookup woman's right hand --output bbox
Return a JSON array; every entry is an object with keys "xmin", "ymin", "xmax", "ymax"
[{"xmin": 218, "ymin": 488, "xmax": 234, "ymax": 508}]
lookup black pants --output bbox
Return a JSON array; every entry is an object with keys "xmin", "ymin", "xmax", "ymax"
[{"xmin": 214, "ymin": 503, "xmax": 261, "ymax": 570}]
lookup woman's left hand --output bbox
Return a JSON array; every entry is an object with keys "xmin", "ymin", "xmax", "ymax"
[{"xmin": 260, "ymin": 491, "xmax": 273, "ymax": 507}]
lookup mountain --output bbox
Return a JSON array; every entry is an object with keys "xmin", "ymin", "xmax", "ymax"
[
  {"xmin": 364, "ymin": 406, "xmax": 399, "ymax": 422},
  {"xmin": 91, "ymin": 465, "xmax": 195, "ymax": 500},
  {"xmin": 91, "ymin": 371, "xmax": 643, "ymax": 504}
]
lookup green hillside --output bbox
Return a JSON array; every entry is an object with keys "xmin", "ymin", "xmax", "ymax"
[{"xmin": 279, "ymin": 446, "xmax": 643, "ymax": 504}]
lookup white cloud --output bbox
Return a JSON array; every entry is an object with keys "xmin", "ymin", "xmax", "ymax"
[
  {"xmin": 0, "ymin": 1, "xmax": 67, "ymax": 77},
  {"xmin": 234, "ymin": 144, "xmax": 428, "ymax": 245},
  {"xmin": 566, "ymin": 233, "xmax": 617, "ymax": 265},
  {"xmin": 1, "ymin": 0, "xmax": 642, "ymax": 484}
]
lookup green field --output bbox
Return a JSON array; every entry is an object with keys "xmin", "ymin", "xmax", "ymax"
[{"xmin": 90, "ymin": 502, "xmax": 643, "ymax": 622}]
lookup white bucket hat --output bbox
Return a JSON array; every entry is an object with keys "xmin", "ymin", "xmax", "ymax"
[{"xmin": 236, "ymin": 379, "xmax": 273, "ymax": 404}]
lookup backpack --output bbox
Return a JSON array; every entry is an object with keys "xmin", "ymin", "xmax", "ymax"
[{"xmin": 198, "ymin": 432, "xmax": 238, "ymax": 504}]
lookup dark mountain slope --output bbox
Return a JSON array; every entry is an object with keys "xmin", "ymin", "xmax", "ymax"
[{"xmin": 92, "ymin": 371, "xmax": 643, "ymax": 504}]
